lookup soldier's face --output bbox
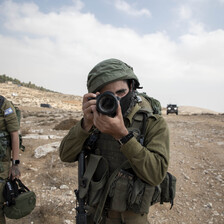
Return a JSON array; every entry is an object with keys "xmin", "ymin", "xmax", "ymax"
[{"xmin": 100, "ymin": 80, "xmax": 129, "ymax": 99}]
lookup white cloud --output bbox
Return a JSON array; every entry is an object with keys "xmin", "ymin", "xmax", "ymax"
[
  {"xmin": 178, "ymin": 30, "xmax": 224, "ymax": 76},
  {"xmin": 174, "ymin": 4, "xmax": 207, "ymax": 36},
  {"xmin": 60, "ymin": 0, "xmax": 84, "ymax": 12},
  {"xmin": 72, "ymin": 0, "xmax": 84, "ymax": 11},
  {"xmin": 0, "ymin": 1, "xmax": 223, "ymax": 112},
  {"xmin": 178, "ymin": 5, "xmax": 192, "ymax": 20},
  {"xmin": 114, "ymin": 0, "xmax": 151, "ymax": 17}
]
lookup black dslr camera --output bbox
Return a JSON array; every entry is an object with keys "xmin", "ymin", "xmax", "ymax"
[{"xmin": 89, "ymin": 91, "xmax": 119, "ymax": 117}]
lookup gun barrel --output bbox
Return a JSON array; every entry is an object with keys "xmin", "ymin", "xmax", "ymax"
[
  {"xmin": 78, "ymin": 150, "xmax": 86, "ymax": 187},
  {"xmin": 76, "ymin": 150, "xmax": 88, "ymax": 224}
]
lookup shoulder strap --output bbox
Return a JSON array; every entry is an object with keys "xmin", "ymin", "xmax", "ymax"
[
  {"xmin": 79, "ymin": 154, "xmax": 108, "ymax": 199},
  {"xmin": 131, "ymin": 111, "xmax": 148, "ymax": 146},
  {"xmin": 138, "ymin": 112, "xmax": 147, "ymax": 145},
  {"xmin": 0, "ymin": 95, "xmax": 5, "ymax": 109},
  {"xmin": 131, "ymin": 93, "xmax": 160, "ymax": 145}
]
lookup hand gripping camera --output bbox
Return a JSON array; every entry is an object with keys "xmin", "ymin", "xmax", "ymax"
[{"xmin": 89, "ymin": 91, "xmax": 120, "ymax": 117}]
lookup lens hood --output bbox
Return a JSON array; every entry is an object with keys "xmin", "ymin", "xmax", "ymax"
[{"xmin": 96, "ymin": 91, "xmax": 119, "ymax": 117}]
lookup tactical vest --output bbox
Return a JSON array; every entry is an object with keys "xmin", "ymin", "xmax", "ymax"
[{"xmin": 95, "ymin": 95, "xmax": 154, "ymax": 175}]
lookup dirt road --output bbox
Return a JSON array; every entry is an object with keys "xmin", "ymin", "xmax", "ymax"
[{"xmin": 6, "ymin": 108, "xmax": 224, "ymax": 224}]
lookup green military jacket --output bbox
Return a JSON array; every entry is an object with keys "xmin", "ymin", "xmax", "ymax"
[
  {"xmin": 59, "ymin": 96, "xmax": 169, "ymax": 186},
  {"xmin": 0, "ymin": 97, "xmax": 19, "ymax": 133},
  {"xmin": 0, "ymin": 96, "xmax": 20, "ymax": 179}
]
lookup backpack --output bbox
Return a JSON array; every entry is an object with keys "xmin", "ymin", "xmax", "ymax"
[
  {"xmin": 136, "ymin": 93, "xmax": 176, "ymax": 209},
  {"xmin": 137, "ymin": 92, "xmax": 162, "ymax": 115},
  {"xmin": 0, "ymin": 95, "xmax": 25, "ymax": 151}
]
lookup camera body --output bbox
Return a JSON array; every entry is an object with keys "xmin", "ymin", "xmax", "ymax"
[{"xmin": 89, "ymin": 91, "xmax": 119, "ymax": 117}]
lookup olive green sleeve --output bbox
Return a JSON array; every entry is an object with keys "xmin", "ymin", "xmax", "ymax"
[
  {"xmin": 2, "ymin": 100, "xmax": 19, "ymax": 132},
  {"xmin": 120, "ymin": 115, "xmax": 169, "ymax": 186},
  {"xmin": 59, "ymin": 119, "xmax": 91, "ymax": 162}
]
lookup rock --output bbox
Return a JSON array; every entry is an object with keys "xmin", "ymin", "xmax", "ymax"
[
  {"xmin": 60, "ymin": 185, "xmax": 69, "ymax": 190},
  {"xmin": 182, "ymin": 172, "xmax": 190, "ymax": 180},
  {"xmin": 215, "ymin": 175, "xmax": 223, "ymax": 182},
  {"xmin": 204, "ymin": 203, "xmax": 212, "ymax": 208},
  {"xmin": 212, "ymin": 211, "xmax": 219, "ymax": 216},
  {"xmin": 34, "ymin": 142, "xmax": 60, "ymax": 158},
  {"xmin": 23, "ymin": 134, "xmax": 62, "ymax": 139}
]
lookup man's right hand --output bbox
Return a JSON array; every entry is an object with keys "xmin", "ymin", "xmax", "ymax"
[{"xmin": 82, "ymin": 92, "xmax": 99, "ymax": 132}]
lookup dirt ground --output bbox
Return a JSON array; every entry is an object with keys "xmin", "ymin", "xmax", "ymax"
[
  {"xmin": 149, "ymin": 114, "xmax": 224, "ymax": 224},
  {"xmin": 5, "ymin": 108, "xmax": 223, "ymax": 224},
  {"xmin": 1, "ymin": 84, "xmax": 223, "ymax": 224}
]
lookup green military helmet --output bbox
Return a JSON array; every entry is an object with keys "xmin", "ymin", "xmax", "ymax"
[{"xmin": 87, "ymin": 58, "xmax": 140, "ymax": 93}]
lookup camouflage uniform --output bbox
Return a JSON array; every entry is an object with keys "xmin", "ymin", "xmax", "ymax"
[
  {"xmin": 0, "ymin": 97, "xmax": 20, "ymax": 223},
  {"xmin": 59, "ymin": 59, "xmax": 170, "ymax": 223}
]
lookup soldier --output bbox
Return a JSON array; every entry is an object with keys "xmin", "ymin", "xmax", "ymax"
[
  {"xmin": 59, "ymin": 58, "xmax": 170, "ymax": 224},
  {"xmin": 0, "ymin": 95, "xmax": 21, "ymax": 224}
]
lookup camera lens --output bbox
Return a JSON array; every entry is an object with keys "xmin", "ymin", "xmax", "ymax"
[
  {"xmin": 96, "ymin": 91, "xmax": 118, "ymax": 117},
  {"xmin": 98, "ymin": 95, "xmax": 116, "ymax": 112}
]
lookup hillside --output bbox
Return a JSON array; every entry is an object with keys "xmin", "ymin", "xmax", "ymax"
[
  {"xmin": 0, "ymin": 82, "xmax": 220, "ymax": 115},
  {"xmin": 0, "ymin": 74, "xmax": 54, "ymax": 92},
  {"xmin": 0, "ymin": 82, "xmax": 223, "ymax": 224},
  {"xmin": 0, "ymin": 82, "xmax": 82, "ymax": 111}
]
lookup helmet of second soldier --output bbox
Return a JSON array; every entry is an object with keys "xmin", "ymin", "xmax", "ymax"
[{"xmin": 87, "ymin": 58, "xmax": 140, "ymax": 93}]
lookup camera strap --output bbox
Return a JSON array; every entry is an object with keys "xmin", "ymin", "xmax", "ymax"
[{"xmin": 84, "ymin": 129, "xmax": 100, "ymax": 152}]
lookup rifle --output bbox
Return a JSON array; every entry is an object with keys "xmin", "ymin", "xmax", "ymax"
[
  {"xmin": 75, "ymin": 150, "xmax": 87, "ymax": 224},
  {"xmin": 75, "ymin": 130, "xmax": 100, "ymax": 224}
]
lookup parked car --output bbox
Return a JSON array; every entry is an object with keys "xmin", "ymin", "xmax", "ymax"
[
  {"xmin": 167, "ymin": 104, "xmax": 178, "ymax": 115},
  {"xmin": 40, "ymin": 103, "xmax": 52, "ymax": 108}
]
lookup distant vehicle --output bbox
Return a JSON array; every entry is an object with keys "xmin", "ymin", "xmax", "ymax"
[
  {"xmin": 167, "ymin": 104, "xmax": 178, "ymax": 115},
  {"xmin": 40, "ymin": 103, "xmax": 52, "ymax": 108}
]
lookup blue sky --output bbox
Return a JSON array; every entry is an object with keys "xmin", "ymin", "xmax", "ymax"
[{"xmin": 0, "ymin": 0, "xmax": 224, "ymax": 112}]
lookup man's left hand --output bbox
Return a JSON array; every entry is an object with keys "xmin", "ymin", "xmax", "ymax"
[
  {"xmin": 92, "ymin": 102, "xmax": 128, "ymax": 140},
  {"xmin": 9, "ymin": 165, "xmax": 21, "ymax": 180}
]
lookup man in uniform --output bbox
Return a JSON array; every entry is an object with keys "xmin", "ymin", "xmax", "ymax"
[
  {"xmin": 59, "ymin": 58, "xmax": 169, "ymax": 224},
  {"xmin": 0, "ymin": 95, "xmax": 21, "ymax": 224}
]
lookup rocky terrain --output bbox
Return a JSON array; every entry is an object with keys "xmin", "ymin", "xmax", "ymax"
[{"xmin": 1, "ymin": 83, "xmax": 223, "ymax": 224}]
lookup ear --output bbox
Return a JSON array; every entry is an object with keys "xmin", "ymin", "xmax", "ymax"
[
  {"xmin": 127, "ymin": 80, "xmax": 133, "ymax": 90},
  {"xmin": 130, "ymin": 80, "xmax": 135, "ymax": 91}
]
